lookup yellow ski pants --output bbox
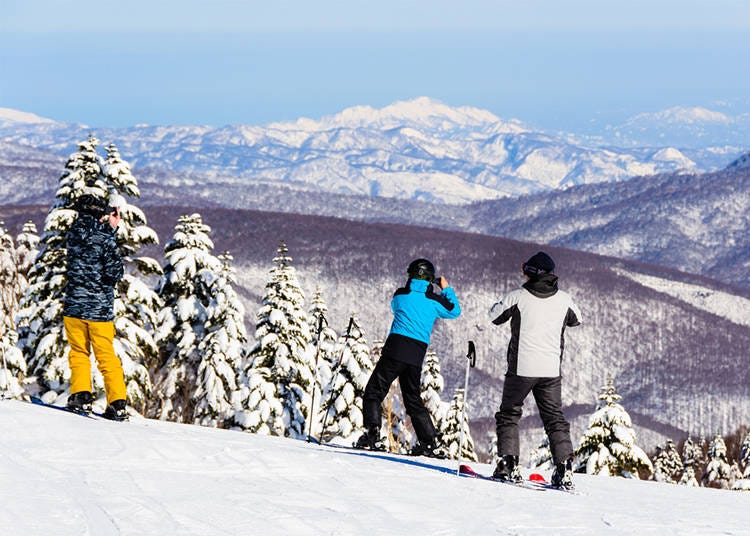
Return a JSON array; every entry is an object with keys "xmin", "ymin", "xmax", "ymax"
[{"xmin": 64, "ymin": 316, "xmax": 127, "ymax": 404}]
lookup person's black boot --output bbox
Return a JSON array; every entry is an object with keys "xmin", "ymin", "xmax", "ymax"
[
  {"xmin": 492, "ymin": 455, "xmax": 523, "ymax": 483},
  {"xmin": 551, "ymin": 457, "xmax": 575, "ymax": 489},
  {"xmin": 354, "ymin": 427, "xmax": 385, "ymax": 451},
  {"xmin": 66, "ymin": 391, "xmax": 93, "ymax": 414},
  {"xmin": 409, "ymin": 438, "xmax": 447, "ymax": 459},
  {"xmin": 103, "ymin": 399, "xmax": 129, "ymax": 422}
]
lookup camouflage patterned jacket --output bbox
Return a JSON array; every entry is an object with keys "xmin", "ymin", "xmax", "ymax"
[{"xmin": 63, "ymin": 213, "xmax": 123, "ymax": 322}]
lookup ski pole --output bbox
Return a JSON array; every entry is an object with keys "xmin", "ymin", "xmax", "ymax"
[
  {"xmin": 306, "ymin": 314, "xmax": 326, "ymax": 443},
  {"xmin": 456, "ymin": 340, "xmax": 476, "ymax": 476},
  {"xmin": 319, "ymin": 316, "xmax": 355, "ymax": 443}
]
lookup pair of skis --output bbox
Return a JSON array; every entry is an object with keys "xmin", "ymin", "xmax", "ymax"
[
  {"xmin": 458, "ymin": 463, "xmax": 578, "ymax": 494},
  {"xmin": 29, "ymin": 396, "xmax": 109, "ymax": 420}
]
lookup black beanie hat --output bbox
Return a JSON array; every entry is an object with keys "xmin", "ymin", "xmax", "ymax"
[
  {"xmin": 75, "ymin": 194, "xmax": 108, "ymax": 218},
  {"xmin": 523, "ymin": 251, "xmax": 555, "ymax": 277}
]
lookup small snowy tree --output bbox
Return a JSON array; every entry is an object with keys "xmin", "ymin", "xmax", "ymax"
[
  {"xmin": 0, "ymin": 224, "xmax": 26, "ymax": 399},
  {"xmin": 14, "ymin": 221, "xmax": 39, "ymax": 296},
  {"xmin": 529, "ymin": 435, "xmax": 554, "ymax": 471},
  {"xmin": 702, "ymin": 435, "xmax": 737, "ymax": 489},
  {"xmin": 383, "ymin": 383, "xmax": 413, "ymax": 454},
  {"xmin": 678, "ymin": 437, "xmax": 701, "ymax": 487},
  {"xmin": 193, "ymin": 253, "xmax": 247, "ymax": 427},
  {"xmin": 420, "ymin": 351, "xmax": 448, "ymax": 432},
  {"xmin": 152, "ymin": 213, "xmax": 221, "ymax": 422},
  {"xmin": 732, "ymin": 432, "xmax": 750, "ymax": 491},
  {"xmin": 17, "ymin": 135, "xmax": 108, "ymax": 399},
  {"xmin": 307, "ymin": 288, "xmax": 338, "ymax": 437},
  {"xmin": 575, "ymin": 377, "xmax": 653, "ymax": 478},
  {"xmin": 441, "ymin": 388, "xmax": 478, "ymax": 461},
  {"xmin": 319, "ymin": 314, "xmax": 373, "ymax": 441},
  {"xmin": 651, "ymin": 439, "xmax": 683, "ymax": 483},
  {"xmin": 234, "ymin": 242, "xmax": 314, "ymax": 439}
]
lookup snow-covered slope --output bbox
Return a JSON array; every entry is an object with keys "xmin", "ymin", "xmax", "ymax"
[
  {"xmin": 0, "ymin": 99, "xmax": 716, "ymax": 204},
  {"xmin": 1, "ymin": 400, "xmax": 746, "ymax": 535}
]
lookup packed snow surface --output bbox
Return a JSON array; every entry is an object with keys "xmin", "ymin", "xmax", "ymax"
[{"xmin": 1, "ymin": 401, "xmax": 746, "ymax": 535}]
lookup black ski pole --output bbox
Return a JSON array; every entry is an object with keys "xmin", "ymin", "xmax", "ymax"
[
  {"xmin": 307, "ymin": 314, "xmax": 326, "ymax": 443},
  {"xmin": 319, "ymin": 316, "xmax": 355, "ymax": 443},
  {"xmin": 456, "ymin": 340, "xmax": 476, "ymax": 476}
]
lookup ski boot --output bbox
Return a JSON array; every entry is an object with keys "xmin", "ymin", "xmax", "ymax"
[
  {"xmin": 492, "ymin": 455, "xmax": 523, "ymax": 483},
  {"xmin": 103, "ymin": 399, "xmax": 129, "ymax": 422},
  {"xmin": 66, "ymin": 391, "xmax": 94, "ymax": 415},
  {"xmin": 409, "ymin": 438, "xmax": 447, "ymax": 459},
  {"xmin": 551, "ymin": 457, "xmax": 575, "ymax": 490},
  {"xmin": 354, "ymin": 427, "xmax": 386, "ymax": 451}
]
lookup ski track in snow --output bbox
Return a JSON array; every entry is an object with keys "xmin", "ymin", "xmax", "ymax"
[{"xmin": 1, "ymin": 400, "xmax": 748, "ymax": 535}]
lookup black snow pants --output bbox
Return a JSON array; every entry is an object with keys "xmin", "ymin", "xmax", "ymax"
[
  {"xmin": 495, "ymin": 374, "xmax": 573, "ymax": 464},
  {"xmin": 362, "ymin": 356, "xmax": 436, "ymax": 444}
]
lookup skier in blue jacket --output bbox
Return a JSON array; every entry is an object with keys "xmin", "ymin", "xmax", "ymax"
[{"xmin": 356, "ymin": 259, "xmax": 461, "ymax": 457}]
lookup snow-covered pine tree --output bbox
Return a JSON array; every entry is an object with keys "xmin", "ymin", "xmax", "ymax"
[
  {"xmin": 420, "ymin": 350, "xmax": 448, "ymax": 433},
  {"xmin": 529, "ymin": 435, "xmax": 554, "ymax": 471},
  {"xmin": 575, "ymin": 376, "xmax": 653, "ymax": 478},
  {"xmin": 193, "ymin": 253, "xmax": 247, "ymax": 427},
  {"xmin": 103, "ymin": 142, "xmax": 160, "ymax": 412},
  {"xmin": 234, "ymin": 241, "xmax": 314, "ymax": 439},
  {"xmin": 319, "ymin": 314, "xmax": 373, "ymax": 441},
  {"xmin": 732, "ymin": 432, "xmax": 750, "ymax": 491},
  {"xmin": 14, "ymin": 221, "xmax": 39, "ymax": 296},
  {"xmin": 152, "ymin": 213, "xmax": 221, "ymax": 422},
  {"xmin": 441, "ymin": 388, "xmax": 478, "ymax": 461},
  {"xmin": 307, "ymin": 287, "xmax": 338, "ymax": 437},
  {"xmin": 702, "ymin": 435, "xmax": 737, "ymax": 489},
  {"xmin": 650, "ymin": 439, "xmax": 682, "ymax": 483},
  {"xmin": 17, "ymin": 135, "xmax": 108, "ymax": 399},
  {"xmin": 678, "ymin": 437, "xmax": 701, "ymax": 487},
  {"xmin": 0, "ymin": 224, "xmax": 26, "ymax": 399}
]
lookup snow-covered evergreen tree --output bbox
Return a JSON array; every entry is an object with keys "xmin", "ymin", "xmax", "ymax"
[
  {"xmin": 702, "ymin": 435, "xmax": 736, "ymax": 489},
  {"xmin": 0, "ymin": 224, "xmax": 26, "ymax": 399},
  {"xmin": 651, "ymin": 439, "xmax": 683, "ymax": 483},
  {"xmin": 383, "ymin": 384, "xmax": 413, "ymax": 453},
  {"xmin": 234, "ymin": 242, "xmax": 314, "ymax": 439},
  {"xmin": 529, "ymin": 435, "xmax": 554, "ymax": 471},
  {"xmin": 103, "ymin": 143, "xmax": 160, "ymax": 412},
  {"xmin": 420, "ymin": 350, "xmax": 448, "ymax": 432},
  {"xmin": 14, "ymin": 221, "xmax": 39, "ymax": 296},
  {"xmin": 732, "ymin": 432, "xmax": 750, "ymax": 491},
  {"xmin": 319, "ymin": 314, "xmax": 373, "ymax": 441},
  {"xmin": 307, "ymin": 288, "xmax": 338, "ymax": 437},
  {"xmin": 678, "ymin": 437, "xmax": 701, "ymax": 487},
  {"xmin": 152, "ymin": 213, "xmax": 221, "ymax": 422},
  {"xmin": 193, "ymin": 253, "xmax": 247, "ymax": 427},
  {"xmin": 575, "ymin": 377, "xmax": 653, "ymax": 478},
  {"xmin": 17, "ymin": 135, "xmax": 108, "ymax": 398},
  {"xmin": 441, "ymin": 388, "xmax": 478, "ymax": 461}
]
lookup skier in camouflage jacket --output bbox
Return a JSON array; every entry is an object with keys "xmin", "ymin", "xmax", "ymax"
[{"xmin": 62, "ymin": 194, "xmax": 129, "ymax": 420}]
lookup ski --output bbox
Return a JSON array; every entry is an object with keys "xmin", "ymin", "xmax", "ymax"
[{"xmin": 29, "ymin": 396, "xmax": 104, "ymax": 419}]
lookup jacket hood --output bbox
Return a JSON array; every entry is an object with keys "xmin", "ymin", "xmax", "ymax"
[{"xmin": 522, "ymin": 273, "xmax": 559, "ymax": 298}]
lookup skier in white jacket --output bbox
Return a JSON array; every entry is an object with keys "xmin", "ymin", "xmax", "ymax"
[{"xmin": 488, "ymin": 251, "xmax": 581, "ymax": 489}]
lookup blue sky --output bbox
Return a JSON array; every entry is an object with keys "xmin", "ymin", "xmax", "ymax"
[{"xmin": 2, "ymin": 1, "xmax": 750, "ymax": 131}]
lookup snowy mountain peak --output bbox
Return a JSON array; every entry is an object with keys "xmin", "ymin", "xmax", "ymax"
[
  {"xmin": 268, "ymin": 97, "xmax": 525, "ymax": 134},
  {"xmin": 0, "ymin": 107, "xmax": 58, "ymax": 125},
  {"xmin": 626, "ymin": 106, "xmax": 732, "ymax": 125}
]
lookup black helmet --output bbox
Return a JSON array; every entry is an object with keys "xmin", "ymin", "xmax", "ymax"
[
  {"xmin": 75, "ymin": 194, "xmax": 108, "ymax": 218},
  {"xmin": 407, "ymin": 258, "xmax": 435, "ymax": 281}
]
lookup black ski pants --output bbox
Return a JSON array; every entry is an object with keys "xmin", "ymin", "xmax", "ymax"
[
  {"xmin": 495, "ymin": 374, "xmax": 573, "ymax": 464},
  {"xmin": 362, "ymin": 356, "xmax": 436, "ymax": 444}
]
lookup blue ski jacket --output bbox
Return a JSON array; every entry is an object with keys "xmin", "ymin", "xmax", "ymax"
[{"xmin": 388, "ymin": 278, "xmax": 461, "ymax": 345}]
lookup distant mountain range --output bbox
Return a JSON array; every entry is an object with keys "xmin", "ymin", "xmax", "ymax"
[{"xmin": 0, "ymin": 99, "xmax": 745, "ymax": 204}]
